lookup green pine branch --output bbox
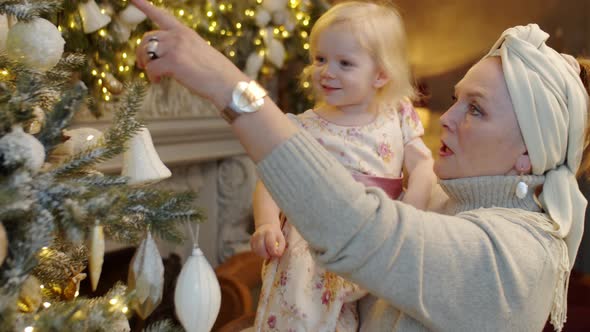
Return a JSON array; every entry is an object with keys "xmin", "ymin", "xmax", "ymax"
[{"xmin": 0, "ymin": 0, "xmax": 62, "ymax": 22}]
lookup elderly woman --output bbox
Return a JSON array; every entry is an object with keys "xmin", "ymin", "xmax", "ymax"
[{"xmin": 131, "ymin": 0, "xmax": 589, "ymax": 330}]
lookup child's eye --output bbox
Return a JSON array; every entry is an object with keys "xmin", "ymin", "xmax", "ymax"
[
  {"xmin": 451, "ymin": 95, "xmax": 457, "ymax": 102},
  {"xmin": 340, "ymin": 60, "xmax": 352, "ymax": 67},
  {"xmin": 314, "ymin": 56, "xmax": 325, "ymax": 63}
]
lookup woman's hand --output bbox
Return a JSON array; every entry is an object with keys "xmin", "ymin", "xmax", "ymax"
[{"xmin": 132, "ymin": 0, "xmax": 248, "ymax": 109}]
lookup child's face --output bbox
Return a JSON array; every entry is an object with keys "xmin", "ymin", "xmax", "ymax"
[{"xmin": 310, "ymin": 23, "xmax": 386, "ymax": 113}]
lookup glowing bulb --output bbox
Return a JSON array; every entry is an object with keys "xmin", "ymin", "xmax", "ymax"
[
  {"xmin": 254, "ymin": 39, "xmax": 261, "ymax": 45},
  {"xmin": 273, "ymin": 28, "xmax": 279, "ymax": 35},
  {"xmin": 1, "ymin": 70, "xmax": 7, "ymax": 76},
  {"xmin": 139, "ymin": 73, "xmax": 145, "ymax": 78},
  {"xmin": 102, "ymin": 87, "xmax": 107, "ymax": 93},
  {"xmin": 236, "ymin": 23, "xmax": 242, "ymax": 29},
  {"xmin": 303, "ymin": 43, "xmax": 309, "ymax": 50},
  {"xmin": 122, "ymin": 53, "xmax": 127, "ymax": 59},
  {"xmin": 91, "ymin": 69, "xmax": 98, "ymax": 76},
  {"xmin": 74, "ymin": 290, "xmax": 79, "ymax": 297},
  {"xmin": 303, "ymin": 20, "xmax": 309, "ymax": 26},
  {"xmin": 86, "ymin": 135, "xmax": 94, "ymax": 141},
  {"xmin": 122, "ymin": 306, "xmax": 129, "ymax": 313},
  {"xmin": 70, "ymin": 22, "xmax": 75, "ymax": 28},
  {"xmin": 206, "ymin": 11, "xmax": 213, "ymax": 17},
  {"xmin": 24, "ymin": 327, "xmax": 33, "ymax": 332},
  {"xmin": 229, "ymin": 51, "xmax": 236, "ymax": 57},
  {"xmin": 43, "ymin": 302, "xmax": 51, "ymax": 308},
  {"xmin": 58, "ymin": 25, "xmax": 62, "ymax": 32},
  {"xmin": 41, "ymin": 247, "xmax": 48, "ymax": 250},
  {"xmin": 136, "ymin": 38, "xmax": 142, "ymax": 45},
  {"xmin": 219, "ymin": 4, "xmax": 226, "ymax": 11},
  {"xmin": 99, "ymin": 29, "xmax": 106, "ymax": 37},
  {"xmin": 109, "ymin": 298, "xmax": 118, "ymax": 305},
  {"xmin": 178, "ymin": 9, "xmax": 185, "ymax": 16},
  {"xmin": 100, "ymin": 9, "xmax": 106, "ymax": 14},
  {"xmin": 211, "ymin": 21, "xmax": 217, "ymax": 27},
  {"xmin": 101, "ymin": 72, "xmax": 106, "ymax": 78},
  {"xmin": 119, "ymin": 66, "xmax": 124, "ymax": 72},
  {"xmin": 296, "ymin": 13, "xmax": 304, "ymax": 20},
  {"xmin": 98, "ymin": 79, "xmax": 103, "ymax": 85},
  {"xmin": 301, "ymin": 31, "xmax": 308, "ymax": 38},
  {"xmin": 303, "ymin": 81, "xmax": 310, "ymax": 88},
  {"xmin": 39, "ymin": 285, "xmax": 44, "ymax": 289},
  {"xmin": 105, "ymin": 95, "xmax": 110, "ymax": 101},
  {"xmin": 208, "ymin": 26, "xmax": 214, "ymax": 32},
  {"xmin": 282, "ymin": 31, "xmax": 289, "ymax": 38}
]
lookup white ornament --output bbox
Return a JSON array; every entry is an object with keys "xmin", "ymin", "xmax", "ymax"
[
  {"xmin": 63, "ymin": 127, "xmax": 105, "ymax": 155},
  {"xmin": 0, "ymin": 15, "xmax": 9, "ymax": 51},
  {"xmin": 118, "ymin": 4, "xmax": 147, "ymax": 26},
  {"xmin": 266, "ymin": 37, "xmax": 286, "ymax": 68},
  {"xmin": 516, "ymin": 181, "xmax": 528, "ymax": 199},
  {"xmin": 121, "ymin": 127, "xmax": 171, "ymax": 185},
  {"xmin": 89, "ymin": 224, "xmax": 105, "ymax": 291},
  {"xmin": 78, "ymin": 0, "xmax": 111, "ymax": 34},
  {"xmin": 245, "ymin": 52, "xmax": 265, "ymax": 79},
  {"xmin": 255, "ymin": 9, "xmax": 272, "ymax": 28},
  {"xmin": 174, "ymin": 247, "xmax": 221, "ymax": 332},
  {"xmin": 112, "ymin": 17, "xmax": 132, "ymax": 42},
  {"xmin": 272, "ymin": 9, "xmax": 289, "ymax": 26},
  {"xmin": 6, "ymin": 18, "xmax": 64, "ymax": 71},
  {"xmin": 0, "ymin": 126, "xmax": 45, "ymax": 173},
  {"xmin": 262, "ymin": 0, "xmax": 289, "ymax": 13},
  {"xmin": 128, "ymin": 232, "xmax": 164, "ymax": 319}
]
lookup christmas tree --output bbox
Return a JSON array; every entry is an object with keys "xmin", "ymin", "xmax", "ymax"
[
  {"xmin": 0, "ymin": 1, "xmax": 205, "ymax": 331},
  {"xmin": 0, "ymin": 0, "xmax": 328, "ymax": 116}
]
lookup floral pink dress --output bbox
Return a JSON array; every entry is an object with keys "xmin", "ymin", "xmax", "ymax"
[{"xmin": 254, "ymin": 102, "xmax": 424, "ymax": 332}]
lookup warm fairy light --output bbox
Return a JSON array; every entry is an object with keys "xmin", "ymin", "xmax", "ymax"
[
  {"xmin": 257, "ymin": 0, "xmax": 262, "ymax": 3},
  {"xmin": 221, "ymin": 29, "xmax": 226, "ymax": 35},
  {"xmin": 102, "ymin": 87, "xmax": 107, "ymax": 93},
  {"xmin": 86, "ymin": 135, "xmax": 94, "ymax": 141},
  {"xmin": 125, "ymin": 66, "xmax": 130, "ymax": 71},
  {"xmin": 39, "ymin": 285, "xmax": 44, "ymax": 289},
  {"xmin": 296, "ymin": 12, "xmax": 304, "ymax": 20},
  {"xmin": 301, "ymin": 31, "xmax": 308, "ymax": 38},
  {"xmin": 178, "ymin": 9, "xmax": 185, "ymax": 16},
  {"xmin": 254, "ymin": 39, "xmax": 261, "ymax": 45},
  {"xmin": 273, "ymin": 28, "xmax": 280, "ymax": 35},
  {"xmin": 101, "ymin": 72, "xmax": 106, "ymax": 78},
  {"xmin": 58, "ymin": 25, "xmax": 62, "ymax": 31},
  {"xmin": 258, "ymin": 50, "xmax": 265, "ymax": 56},
  {"xmin": 303, "ymin": 43, "xmax": 309, "ymax": 50},
  {"xmin": 74, "ymin": 290, "xmax": 79, "ymax": 297},
  {"xmin": 206, "ymin": 11, "xmax": 213, "ymax": 17},
  {"xmin": 259, "ymin": 30, "xmax": 266, "ymax": 36},
  {"xmin": 105, "ymin": 95, "xmax": 110, "ymax": 101},
  {"xmin": 98, "ymin": 79, "xmax": 103, "ymax": 85},
  {"xmin": 41, "ymin": 246, "xmax": 48, "ymax": 250},
  {"xmin": 219, "ymin": 4, "xmax": 226, "ymax": 11},
  {"xmin": 91, "ymin": 69, "xmax": 98, "ymax": 76},
  {"xmin": 290, "ymin": 0, "xmax": 298, "ymax": 8},
  {"xmin": 109, "ymin": 298, "xmax": 118, "ymax": 305},
  {"xmin": 136, "ymin": 38, "xmax": 142, "ymax": 45},
  {"xmin": 122, "ymin": 53, "xmax": 128, "ymax": 59},
  {"xmin": 303, "ymin": 81, "xmax": 310, "ymax": 88},
  {"xmin": 100, "ymin": 9, "xmax": 106, "ymax": 14},
  {"xmin": 70, "ymin": 21, "xmax": 75, "ymax": 28},
  {"xmin": 303, "ymin": 19, "xmax": 309, "ymax": 26},
  {"xmin": 43, "ymin": 302, "xmax": 51, "ymax": 308},
  {"xmin": 211, "ymin": 21, "xmax": 217, "ymax": 27},
  {"xmin": 24, "ymin": 327, "xmax": 33, "ymax": 332},
  {"xmin": 236, "ymin": 22, "xmax": 242, "ymax": 29},
  {"xmin": 282, "ymin": 31, "xmax": 289, "ymax": 38},
  {"xmin": 229, "ymin": 51, "xmax": 236, "ymax": 57},
  {"xmin": 119, "ymin": 66, "xmax": 124, "ymax": 72},
  {"xmin": 122, "ymin": 306, "xmax": 129, "ymax": 313},
  {"xmin": 139, "ymin": 73, "xmax": 145, "ymax": 78},
  {"xmin": 1, "ymin": 70, "xmax": 7, "ymax": 76},
  {"xmin": 98, "ymin": 29, "xmax": 106, "ymax": 37},
  {"xmin": 208, "ymin": 26, "xmax": 214, "ymax": 32}
]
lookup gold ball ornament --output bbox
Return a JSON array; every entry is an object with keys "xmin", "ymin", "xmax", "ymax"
[
  {"xmin": 0, "ymin": 222, "xmax": 6, "ymax": 267},
  {"xmin": 18, "ymin": 276, "xmax": 42, "ymax": 313},
  {"xmin": 104, "ymin": 73, "xmax": 124, "ymax": 95}
]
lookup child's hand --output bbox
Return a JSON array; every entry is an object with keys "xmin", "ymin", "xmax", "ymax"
[{"xmin": 250, "ymin": 223, "xmax": 286, "ymax": 259}]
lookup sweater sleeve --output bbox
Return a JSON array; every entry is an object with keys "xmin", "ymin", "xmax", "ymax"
[{"xmin": 257, "ymin": 130, "xmax": 559, "ymax": 331}]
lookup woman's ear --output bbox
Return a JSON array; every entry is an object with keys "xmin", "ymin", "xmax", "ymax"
[
  {"xmin": 515, "ymin": 153, "xmax": 532, "ymax": 174},
  {"xmin": 373, "ymin": 71, "xmax": 389, "ymax": 89}
]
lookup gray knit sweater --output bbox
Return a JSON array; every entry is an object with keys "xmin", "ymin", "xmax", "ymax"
[{"xmin": 257, "ymin": 131, "xmax": 564, "ymax": 331}]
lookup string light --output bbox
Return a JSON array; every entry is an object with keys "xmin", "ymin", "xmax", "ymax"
[
  {"xmin": 43, "ymin": 302, "xmax": 51, "ymax": 308},
  {"xmin": 109, "ymin": 298, "xmax": 118, "ymax": 305},
  {"xmin": 122, "ymin": 306, "xmax": 129, "ymax": 314},
  {"xmin": 24, "ymin": 327, "xmax": 33, "ymax": 332}
]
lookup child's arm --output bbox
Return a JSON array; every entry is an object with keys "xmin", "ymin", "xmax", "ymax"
[
  {"xmin": 251, "ymin": 180, "xmax": 286, "ymax": 258},
  {"xmin": 402, "ymin": 139, "xmax": 436, "ymax": 210}
]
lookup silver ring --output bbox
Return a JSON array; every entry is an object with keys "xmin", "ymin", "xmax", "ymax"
[{"xmin": 146, "ymin": 37, "xmax": 159, "ymax": 60}]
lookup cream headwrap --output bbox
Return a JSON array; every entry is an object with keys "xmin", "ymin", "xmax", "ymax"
[{"xmin": 484, "ymin": 24, "xmax": 588, "ymax": 331}]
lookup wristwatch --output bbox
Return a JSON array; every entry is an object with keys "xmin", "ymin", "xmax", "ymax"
[{"xmin": 220, "ymin": 80, "xmax": 267, "ymax": 123}]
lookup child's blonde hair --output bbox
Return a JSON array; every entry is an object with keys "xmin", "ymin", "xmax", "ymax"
[{"xmin": 301, "ymin": 1, "xmax": 415, "ymax": 108}]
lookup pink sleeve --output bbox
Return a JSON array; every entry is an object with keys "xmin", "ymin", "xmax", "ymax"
[{"xmin": 399, "ymin": 102, "xmax": 425, "ymax": 145}]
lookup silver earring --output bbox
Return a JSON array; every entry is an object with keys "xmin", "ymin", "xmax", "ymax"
[{"xmin": 516, "ymin": 174, "xmax": 528, "ymax": 199}]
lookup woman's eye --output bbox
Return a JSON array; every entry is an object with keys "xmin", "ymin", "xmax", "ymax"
[{"xmin": 468, "ymin": 104, "xmax": 482, "ymax": 116}]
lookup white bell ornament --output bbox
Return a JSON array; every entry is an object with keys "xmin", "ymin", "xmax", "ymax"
[
  {"xmin": 245, "ymin": 51, "xmax": 265, "ymax": 79},
  {"xmin": 174, "ymin": 224, "xmax": 221, "ymax": 332},
  {"xmin": 121, "ymin": 127, "xmax": 171, "ymax": 185},
  {"xmin": 118, "ymin": 4, "xmax": 147, "ymax": 26},
  {"xmin": 78, "ymin": 0, "xmax": 112, "ymax": 34},
  {"xmin": 255, "ymin": 9, "xmax": 272, "ymax": 28},
  {"xmin": 112, "ymin": 17, "xmax": 132, "ymax": 43},
  {"xmin": 262, "ymin": 0, "xmax": 289, "ymax": 13},
  {"xmin": 5, "ymin": 18, "xmax": 64, "ymax": 72},
  {"xmin": 266, "ymin": 37, "xmax": 286, "ymax": 69}
]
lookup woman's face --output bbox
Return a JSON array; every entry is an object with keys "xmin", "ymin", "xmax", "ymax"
[{"xmin": 434, "ymin": 57, "xmax": 527, "ymax": 179}]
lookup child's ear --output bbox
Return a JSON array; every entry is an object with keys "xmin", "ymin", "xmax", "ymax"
[{"xmin": 373, "ymin": 71, "xmax": 389, "ymax": 89}]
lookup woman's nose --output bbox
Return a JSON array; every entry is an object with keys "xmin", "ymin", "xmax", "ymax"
[{"xmin": 440, "ymin": 106, "xmax": 457, "ymax": 132}]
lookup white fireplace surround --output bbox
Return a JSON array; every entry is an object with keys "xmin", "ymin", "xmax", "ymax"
[{"xmin": 73, "ymin": 81, "xmax": 258, "ymax": 268}]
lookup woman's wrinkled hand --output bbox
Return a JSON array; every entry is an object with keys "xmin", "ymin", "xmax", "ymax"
[{"xmin": 132, "ymin": 0, "xmax": 247, "ymax": 109}]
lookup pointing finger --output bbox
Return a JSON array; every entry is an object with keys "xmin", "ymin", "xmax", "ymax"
[{"xmin": 131, "ymin": 0, "xmax": 182, "ymax": 30}]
